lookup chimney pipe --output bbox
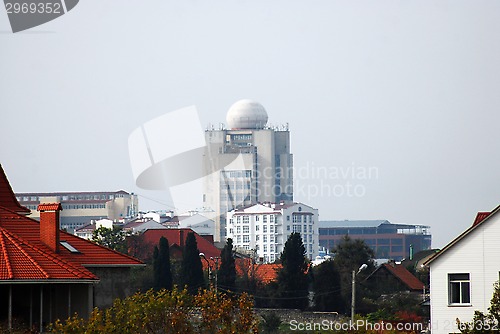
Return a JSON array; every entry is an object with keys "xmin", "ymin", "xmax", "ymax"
[{"xmin": 37, "ymin": 203, "xmax": 63, "ymax": 253}]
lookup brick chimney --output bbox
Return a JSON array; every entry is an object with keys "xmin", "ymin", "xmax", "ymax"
[{"xmin": 37, "ymin": 203, "xmax": 63, "ymax": 253}]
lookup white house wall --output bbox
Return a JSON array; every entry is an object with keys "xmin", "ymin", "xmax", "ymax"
[{"xmin": 430, "ymin": 213, "xmax": 500, "ymax": 334}]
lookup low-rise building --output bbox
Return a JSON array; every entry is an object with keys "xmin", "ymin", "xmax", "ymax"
[
  {"xmin": 0, "ymin": 165, "xmax": 143, "ymax": 332},
  {"xmin": 425, "ymin": 207, "xmax": 500, "ymax": 334},
  {"xmin": 15, "ymin": 190, "xmax": 138, "ymax": 232},
  {"xmin": 319, "ymin": 220, "xmax": 431, "ymax": 260},
  {"xmin": 226, "ymin": 202, "xmax": 319, "ymax": 263}
]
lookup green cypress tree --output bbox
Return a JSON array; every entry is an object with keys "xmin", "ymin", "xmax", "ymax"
[
  {"xmin": 277, "ymin": 232, "xmax": 309, "ymax": 310},
  {"xmin": 153, "ymin": 236, "xmax": 173, "ymax": 290},
  {"xmin": 218, "ymin": 238, "xmax": 236, "ymax": 291},
  {"xmin": 181, "ymin": 232, "xmax": 205, "ymax": 294}
]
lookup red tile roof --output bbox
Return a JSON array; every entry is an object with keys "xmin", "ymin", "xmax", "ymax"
[
  {"xmin": 473, "ymin": 212, "xmax": 491, "ymax": 226},
  {"xmin": 381, "ymin": 263, "xmax": 424, "ymax": 291},
  {"xmin": 0, "ymin": 226, "xmax": 97, "ymax": 280},
  {"xmin": 235, "ymin": 258, "xmax": 280, "ymax": 284},
  {"xmin": 0, "ymin": 165, "xmax": 30, "ymax": 215},
  {"xmin": 37, "ymin": 203, "xmax": 63, "ymax": 211},
  {"xmin": 140, "ymin": 229, "xmax": 221, "ymax": 259},
  {"xmin": 0, "ymin": 165, "xmax": 143, "ymax": 282}
]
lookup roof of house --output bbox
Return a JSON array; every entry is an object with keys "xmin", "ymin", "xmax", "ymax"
[
  {"xmin": 234, "ymin": 258, "xmax": 280, "ymax": 284},
  {"xmin": 424, "ymin": 205, "xmax": 500, "ymax": 266},
  {"xmin": 0, "ymin": 165, "xmax": 143, "ymax": 282},
  {"xmin": 0, "ymin": 165, "xmax": 30, "ymax": 215},
  {"xmin": 0, "ymin": 225, "xmax": 97, "ymax": 281},
  {"xmin": 140, "ymin": 228, "xmax": 220, "ymax": 259},
  {"xmin": 473, "ymin": 211, "xmax": 491, "ymax": 226},
  {"xmin": 369, "ymin": 263, "xmax": 424, "ymax": 291}
]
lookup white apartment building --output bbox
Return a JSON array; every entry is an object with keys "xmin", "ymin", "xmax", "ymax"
[
  {"xmin": 203, "ymin": 99, "xmax": 293, "ymax": 242},
  {"xmin": 226, "ymin": 202, "xmax": 319, "ymax": 263}
]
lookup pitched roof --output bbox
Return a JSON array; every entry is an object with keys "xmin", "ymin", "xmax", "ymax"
[
  {"xmin": 379, "ymin": 263, "xmax": 424, "ymax": 291},
  {"xmin": 0, "ymin": 206, "xmax": 143, "ymax": 268},
  {"xmin": 0, "ymin": 165, "xmax": 30, "ymax": 215},
  {"xmin": 234, "ymin": 258, "xmax": 280, "ymax": 284},
  {"xmin": 140, "ymin": 229, "xmax": 220, "ymax": 259},
  {"xmin": 0, "ymin": 226, "xmax": 97, "ymax": 281},
  {"xmin": 473, "ymin": 211, "xmax": 491, "ymax": 226},
  {"xmin": 425, "ymin": 204, "xmax": 500, "ymax": 266},
  {"xmin": 0, "ymin": 165, "xmax": 144, "ymax": 282}
]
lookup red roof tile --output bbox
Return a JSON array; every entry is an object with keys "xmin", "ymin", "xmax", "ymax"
[
  {"xmin": 235, "ymin": 258, "xmax": 280, "ymax": 284},
  {"xmin": 140, "ymin": 229, "xmax": 221, "ymax": 259},
  {"xmin": 0, "ymin": 226, "xmax": 97, "ymax": 281},
  {"xmin": 381, "ymin": 263, "xmax": 424, "ymax": 291},
  {"xmin": 473, "ymin": 212, "xmax": 490, "ymax": 226},
  {"xmin": 0, "ymin": 165, "xmax": 30, "ymax": 215},
  {"xmin": 37, "ymin": 203, "xmax": 63, "ymax": 211}
]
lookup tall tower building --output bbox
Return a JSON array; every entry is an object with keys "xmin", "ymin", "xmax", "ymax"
[{"xmin": 203, "ymin": 100, "xmax": 293, "ymax": 242}]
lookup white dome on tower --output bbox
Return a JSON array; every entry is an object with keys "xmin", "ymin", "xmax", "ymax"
[{"xmin": 226, "ymin": 99, "xmax": 268, "ymax": 130}]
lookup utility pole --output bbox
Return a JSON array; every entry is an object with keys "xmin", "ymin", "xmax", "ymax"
[
  {"xmin": 351, "ymin": 264, "xmax": 368, "ymax": 323},
  {"xmin": 351, "ymin": 270, "xmax": 356, "ymax": 322}
]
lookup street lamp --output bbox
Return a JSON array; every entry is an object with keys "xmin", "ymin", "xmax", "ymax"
[
  {"xmin": 351, "ymin": 263, "xmax": 368, "ymax": 322},
  {"xmin": 199, "ymin": 253, "xmax": 212, "ymax": 289}
]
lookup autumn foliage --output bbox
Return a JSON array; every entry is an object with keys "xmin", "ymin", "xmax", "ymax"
[{"xmin": 49, "ymin": 287, "xmax": 258, "ymax": 334}]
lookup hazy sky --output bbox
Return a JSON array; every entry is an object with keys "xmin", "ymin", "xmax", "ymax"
[{"xmin": 1, "ymin": 1, "xmax": 500, "ymax": 248}]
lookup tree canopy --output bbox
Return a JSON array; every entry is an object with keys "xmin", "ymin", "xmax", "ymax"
[
  {"xmin": 218, "ymin": 238, "xmax": 236, "ymax": 292},
  {"xmin": 276, "ymin": 232, "xmax": 309, "ymax": 310},
  {"xmin": 153, "ymin": 236, "xmax": 173, "ymax": 290},
  {"xmin": 181, "ymin": 232, "xmax": 205, "ymax": 294},
  {"xmin": 92, "ymin": 226, "xmax": 128, "ymax": 254}
]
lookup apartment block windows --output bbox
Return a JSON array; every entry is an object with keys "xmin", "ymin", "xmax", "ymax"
[{"xmin": 448, "ymin": 273, "xmax": 471, "ymax": 305}]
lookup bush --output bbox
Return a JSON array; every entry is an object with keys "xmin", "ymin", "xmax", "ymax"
[{"xmin": 49, "ymin": 287, "xmax": 257, "ymax": 334}]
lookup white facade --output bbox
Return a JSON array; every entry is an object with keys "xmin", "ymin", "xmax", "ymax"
[
  {"xmin": 203, "ymin": 100, "xmax": 293, "ymax": 242},
  {"xmin": 427, "ymin": 205, "xmax": 500, "ymax": 334},
  {"xmin": 226, "ymin": 202, "xmax": 319, "ymax": 263}
]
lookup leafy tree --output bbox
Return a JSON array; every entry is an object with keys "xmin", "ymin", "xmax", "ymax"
[
  {"xmin": 181, "ymin": 232, "xmax": 205, "ymax": 294},
  {"xmin": 50, "ymin": 288, "xmax": 258, "ymax": 334},
  {"xmin": 276, "ymin": 232, "xmax": 309, "ymax": 310},
  {"xmin": 313, "ymin": 258, "xmax": 343, "ymax": 311},
  {"xmin": 92, "ymin": 226, "xmax": 129, "ymax": 254},
  {"xmin": 332, "ymin": 235, "xmax": 376, "ymax": 314},
  {"xmin": 459, "ymin": 282, "xmax": 500, "ymax": 334},
  {"xmin": 218, "ymin": 238, "xmax": 236, "ymax": 291},
  {"xmin": 153, "ymin": 236, "xmax": 172, "ymax": 290}
]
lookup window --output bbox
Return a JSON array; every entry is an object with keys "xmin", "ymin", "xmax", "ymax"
[
  {"xmin": 449, "ymin": 274, "xmax": 471, "ymax": 304},
  {"xmin": 270, "ymin": 215, "xmax": 274, "ymax": 223},
  {"xmin": 287, "ymin": 215, "xmax": 290, "ymax": 221},
  {"xmin": 243, "ymin": 235, "xmax": 250, "ymax": 243},
  {"xmin": 236, "ymin": 216, "xmax": 241, "ymax": 223},
  {"xmin": 256, "ymin": 235, "xmax": 260, "ymax": 241},
  {"xmin": 270, "ymin": 236, "xmax": 274, "ymax": 243},
  {"xmin": 236, "ymin": 236, "xmax": 241, "ymax": 243},
  {"xmin": 243, "ymin": 215, "xmax": 249, "ymax": 224},
  {"xmin": 236, "ymin": 226, "xmax": 241, "ymax": 233},
  {"xmin": 263, "ymin": 235, "xmax": 267, "ymax": 242},
  {"xmin": 263, "ymin": 225, "xmax": 267, "ymax": 233},
  {"xmin": 243, "ymin": 226, "xmax": 249, "ymax": 233},
  {"xmin": 256, "ymin": 225, "xmax": 260, "ymax": 231},
  {"xmin": 263, "ymin": 215, "xmax": 267, "ymax": 223},
  {"xmin": 255, "ymin": 215, "xmax": 260, "ymax": 221},
  {"xmin": 263, "ymin": 245, "xmax": 267, "ymax": 252},
  {"xmin": 270, "ymin": 225, "xmax": 274, "ymax": 233},
  {"xmin": 287, "ymin": 225, "xmax": 290, "ymax": 231}
]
